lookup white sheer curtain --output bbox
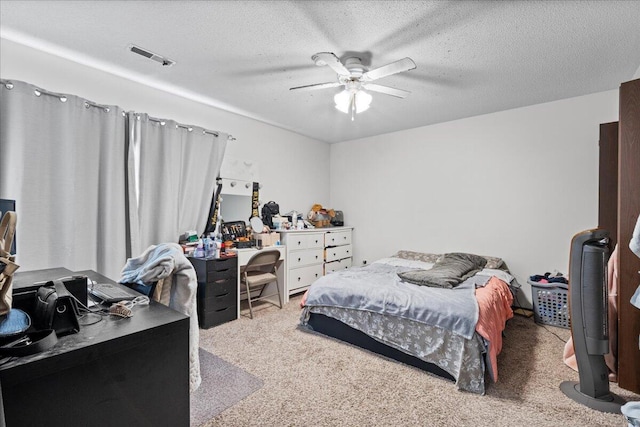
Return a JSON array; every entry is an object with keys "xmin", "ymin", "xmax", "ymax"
[
  {"xmin": 0, "ymin": 79, "xmax": 128, "ymax": 280},
  {"xmin": 127, "ymin": 113, "xmax": 227, "ymax": 257}
]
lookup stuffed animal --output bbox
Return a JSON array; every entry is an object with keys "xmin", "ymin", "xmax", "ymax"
[{"xmin": 307, "ymin": 204, "xmax": 335, "ymax": 228}]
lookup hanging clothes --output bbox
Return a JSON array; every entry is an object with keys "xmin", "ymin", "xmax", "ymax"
[{"xmin": 630, "ymin": 214, "xmax": 640, "ymax": 309}]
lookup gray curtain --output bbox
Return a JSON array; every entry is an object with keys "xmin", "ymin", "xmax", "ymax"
[
  {"xmin": 127, "ymin": 113, "xmax": 227, "ymax": 258},
  {"xmin": 0, "ymin": 79, "xmax": 127, "ymax": 280}
]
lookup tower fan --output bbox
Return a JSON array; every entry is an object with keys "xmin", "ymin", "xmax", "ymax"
[{"xmin": 560, "ymin": 229, "xmax": 625, "ymax": 412}]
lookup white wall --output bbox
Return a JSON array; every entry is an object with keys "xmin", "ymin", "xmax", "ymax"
[
  {"xmin": 330, "ymin": 90, "xmax": 619, "ymax": 307},
  {"xmin": 0, "ymin": 38, "xmax": 331, "ymax": 222},
  {"xmin": 1, "ymin": 38, "xmax": 622, "ymax": 308}
]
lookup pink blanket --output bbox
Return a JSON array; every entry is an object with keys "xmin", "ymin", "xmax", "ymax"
[{"xmin": 475, "ymin": 276, "xmax": 514, "ymax": 382}]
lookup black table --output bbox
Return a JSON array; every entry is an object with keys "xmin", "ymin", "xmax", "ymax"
[{"xmin": 0, "ymin": 268, "xmax": 190, "ymax": 427}]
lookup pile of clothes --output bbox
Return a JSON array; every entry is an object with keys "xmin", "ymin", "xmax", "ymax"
[{"xmin": 529, "ymin": 271, "xmax": 568, "ymax": 284}]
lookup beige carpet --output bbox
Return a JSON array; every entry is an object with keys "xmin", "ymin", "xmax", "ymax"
[
  {"xmin": 190, "ymin": 348, "xmax": 263, "ymax": 427},
  {"xmin": 197, "ymin": 295, "xmax": 639, "ymax": 426}
]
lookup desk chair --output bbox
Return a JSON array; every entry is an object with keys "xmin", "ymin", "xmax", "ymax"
[{"xmin": 240, "ymin": 249, "xmax": 283, "ymax": 319}]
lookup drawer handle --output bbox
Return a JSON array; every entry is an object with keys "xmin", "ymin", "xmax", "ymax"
[
  {"xmin": 298, "ymin": 257, "xmax": 301, "ymax": 262},
  {"xmin": 215, "ymin": 307, "xmax": 230, "ymax": 312},
  {"xmin": 297, "ymin": 277, "xmax": 301, "ymax": 281},
  {"xmin": 230, "ymin": 181, "xmax": 237, "ymax": 187},
  {"xmin": 333, "ymin": 253, "xmax": 336, "ymax": 256},
  {"xmin": 315, "ymin": 255, "xmax": 318, "ymax": 259},
  {"xmin": 216, "ymin": 292, "xmax": 229, "ymax": 298},
  {"xmin": 346, "ymin": 250, "xmax": 350, "ymax": 254},
  {"xmin": 298, "ymin": 241, "xmax": 302, "ymax": 245},
  {"xmin": 344, "ymin": 236, "xmax": 347, "ymax": 239},
  {"xmin": 315, "ymin": 273, "xmax": 318, "ymax": 277}
]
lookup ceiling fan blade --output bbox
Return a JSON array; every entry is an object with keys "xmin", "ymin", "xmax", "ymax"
[
  {"xmin": 290, "ymin": 82, "xmax": 342, "ymax": 91},
  {"xmin": 361, "ymin": 57, "xmax": 417, "ymax": 82},
  {"xmin": 312, "ymin": 52, "xmax": 351, "ymax": 76},
  {"xmin": 362, "ymin": 83, "xmax": 411, "ymax": 98}
]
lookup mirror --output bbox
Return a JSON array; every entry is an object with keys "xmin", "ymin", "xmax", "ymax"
[
  {"xmin": 250, "ymin": 216, "xmax": 264, "ymax": 233},
  {"xmin": 219, "ymin": 194, "xmax": 251, "ymax": 225}
]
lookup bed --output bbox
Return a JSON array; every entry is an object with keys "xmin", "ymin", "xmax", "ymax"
[{"xmin": 299, "ymin": 250, "xmax": 515, "ymax": 394}]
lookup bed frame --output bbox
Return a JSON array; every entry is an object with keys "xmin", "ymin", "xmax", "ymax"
[{"xmin": 306, "ymin": 312, "xmax": 455, "ymax": 382}]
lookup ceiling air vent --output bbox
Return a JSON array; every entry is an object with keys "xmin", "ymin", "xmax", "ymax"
[{"xmin": 128, "ymin": 44, "xmax": 175, "ymax": 67}]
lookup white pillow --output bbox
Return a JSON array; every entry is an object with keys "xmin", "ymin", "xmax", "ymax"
[{"xmin": 477, "ymin": 268, "xmax": 514, "ymax": 284}]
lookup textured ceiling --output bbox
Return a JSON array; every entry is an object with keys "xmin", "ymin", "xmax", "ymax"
[{"xmin": 1, "ymin": 0, "xmax": 640, "ymax": 143}]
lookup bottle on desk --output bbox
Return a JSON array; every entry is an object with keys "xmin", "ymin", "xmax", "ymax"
[
  {"xmin": 204, "ymin": 235, "xmax": 215, "ymax": 258},
  {"xmin": 194, "ymin": 237, "xmax": 205, "ymax": 258}
]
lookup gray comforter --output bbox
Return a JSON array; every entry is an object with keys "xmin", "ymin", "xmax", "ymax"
[
  {"xmin": 303, "ymin": 262, "xmax": 479, "ymax": 339},
  {"xmin": 397, "ymin": 252, "xmax": 488, "ymax": 289}
]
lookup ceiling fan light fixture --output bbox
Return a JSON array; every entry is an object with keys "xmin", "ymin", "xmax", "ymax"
[
  {"xmin": 334, "ymin": 90, "xmax": 352, "ymax": 114},
  {"xmin": 334, "ymin": 89, "xmax": 372, "ymax": 116},
  {"xmin": 292, "ymin": 52, "xmax": 415, "ymax": 119},
  {"xmin": 354, "ymin": 90, "xmax": 372, "ymax": 113}
]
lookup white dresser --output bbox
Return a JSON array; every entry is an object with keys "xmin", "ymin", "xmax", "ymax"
[{"xmin": 279, "ymin": 227, "xmax": 353, "ymax": 300}]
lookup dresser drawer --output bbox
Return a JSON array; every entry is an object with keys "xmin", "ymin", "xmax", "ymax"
[
  {"xmin": 324, "ymin": 244, "xmax": 352, "ymax": 263},
  {"xmin": 190, "ymin": 257, "xmax": 237, "ymax": 281},
  {"xmin": 287, "ymin": 233, "xmax": 324, "ymax": 250},
  {"xmin": 324, "ymin": 230, "xmax": 352, "ymax": 247},
  {"xmin": 204, "ymin": 268, "xmax": 237, "ymax": 283},
  {"xmin": 199, "ymin": 290, "xmax": 236, "ymax": 313},
  {"xmin": 203, "ymin": 257, "xmax": 236, "ymax": 272},
  {"xmin": 198, "ymin": 277, "xmax": 236, "ymax": 301},
  {"xmin": 288, "ymin": 264, "xmax": 323, "ymax": 293},
  {"xmin": 289, "ymin": 248, "xmax": 323, "ymax": 268},
  {"xmin": 198, "ymin": 305, "xmax": 236, "ymax": 329},
  {"xmin": 324, "ymin": 257, "xmax": 353, "ymax": 274}
]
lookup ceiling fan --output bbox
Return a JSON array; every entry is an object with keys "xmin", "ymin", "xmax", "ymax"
[{"xmin": 290, "ymin": 52, "xmax": 417, "ymax": 120}]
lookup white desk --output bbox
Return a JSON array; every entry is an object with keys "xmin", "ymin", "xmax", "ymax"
[{"xmin": 233, "ymin": 246, "xmax": 287, "ymax": 318}]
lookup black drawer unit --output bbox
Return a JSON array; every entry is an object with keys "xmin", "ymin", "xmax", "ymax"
[{"xmin": 190, "ymin": 256, "xmax": 238, "ymax": 329}]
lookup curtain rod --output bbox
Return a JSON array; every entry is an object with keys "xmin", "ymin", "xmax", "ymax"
[
  {"xmin": 84, "ymin": 100, "xmax": 112, "ymax": 113},
  {"xmin": 2, "ymin": 79, "xmax": 114, "ymax": 113},
  {"xmin": 2, "ymin": 79, "xmax": 70, "ymax": 103},
  {"xmin": 146, "ymin": 116, "xmax": 235, "ymax": 141},
  {"xmin": 0, "ymin": 79, "xmax": 235, "ymax": 141}
]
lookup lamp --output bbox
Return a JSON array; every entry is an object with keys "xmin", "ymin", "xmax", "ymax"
[{"xmin": 334, "ymin": 88, "xmax": 372, "ymax": 121}]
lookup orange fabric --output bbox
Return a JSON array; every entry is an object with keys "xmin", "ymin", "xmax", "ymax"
[{"xmin": 474, "ymin": 276, "xmax": 514, "ymax": 382}]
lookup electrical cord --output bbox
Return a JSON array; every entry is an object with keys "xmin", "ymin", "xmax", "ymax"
[
  {"xmin": 541, "ymin": 324, "xmax": 569, "ymax": 343},
  {"xmin": 56, "ymin": 276, "xmax": 150, "ymax": 321},
  {"xmin": 510, "ymin": 283, "xmax": 569, "ymax": 343}
]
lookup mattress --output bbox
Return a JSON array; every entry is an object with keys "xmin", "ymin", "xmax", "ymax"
[{"xmin": 299, "ymin": 252, "xmax": 514, "ymax": 394}]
